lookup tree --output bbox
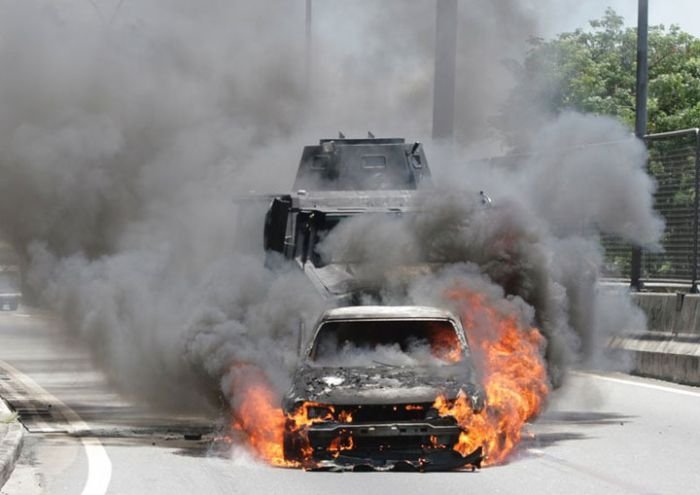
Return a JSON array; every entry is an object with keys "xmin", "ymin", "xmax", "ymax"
[{"xmin": 498, "ymin": 8, "xmax": 700, "ymax": 147}]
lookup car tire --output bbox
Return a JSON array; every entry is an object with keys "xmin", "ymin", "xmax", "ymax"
[{"xmin": 282, "ymin": 429, "xmax": 306, "ymax": 464}]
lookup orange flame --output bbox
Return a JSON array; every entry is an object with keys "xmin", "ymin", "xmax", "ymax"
[
  {"xmin": 429, "ymin": 322, "xmax": 463, "ymax": 363},
  {"xmin": 228, "ymin": 364, "xmax": 294, "ymax": 467},
  {"xmin": 328, "ymin": 433, "xmax": 354, "ymax": 457},
  {"xmin": 436, "ymin": 287, "xmax": 550, "ymax": 465},
  {"xmin": 229, "ymin": 364, "xmax": 352, "ymax": 467}
]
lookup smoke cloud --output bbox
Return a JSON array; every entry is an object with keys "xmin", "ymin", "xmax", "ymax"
[
  {"xmin": 317, "ymin": 114, "xmax": 663, "ymax": 383},
  {"xmin": 0, "ymin": 0, "xmax": 660, "ymax": 423}
]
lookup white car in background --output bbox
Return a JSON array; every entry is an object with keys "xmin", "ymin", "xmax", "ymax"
[{"xmin": 0, "ymin": 269, "xmax": 21, "ymax": 311}]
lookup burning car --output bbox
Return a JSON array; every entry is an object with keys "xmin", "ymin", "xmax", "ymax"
[{"xmin": 282, "ymin": 305, "xmax": 485, "ymax": 471}]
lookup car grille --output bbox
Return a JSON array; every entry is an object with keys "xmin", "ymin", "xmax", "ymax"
[{"xmin": 336, "ymin": 403, "xmax": 433, "ymax": 422}]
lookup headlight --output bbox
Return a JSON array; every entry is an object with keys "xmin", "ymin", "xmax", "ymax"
[{"xmin": 305, "ymin": 404, "xmax": 333, "ymax": 420}]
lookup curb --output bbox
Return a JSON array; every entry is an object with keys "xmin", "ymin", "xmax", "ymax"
[
  {"xmin": 609, "ymin": 332, "xmax": 700, "ymax": 386},
  {"xmin": 0, "ymin": 398, "xmax": 24, "ymax": 489}
]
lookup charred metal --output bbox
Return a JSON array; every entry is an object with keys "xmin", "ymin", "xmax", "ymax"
[{"xmin": 281, "ymin": 306, "xmax": 485, "ymax": 471}]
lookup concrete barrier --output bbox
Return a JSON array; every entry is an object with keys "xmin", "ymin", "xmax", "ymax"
[
  {"xmin": 610, "ymin": 331, "xmax": 700, "ymax": 386},
  {"xmin": 634, "ymin": 293, "xmax": 700, "ymax": 335},
  {"xmin": 613, "ymin": 293, "xmax": 700, "ymax": 386}
]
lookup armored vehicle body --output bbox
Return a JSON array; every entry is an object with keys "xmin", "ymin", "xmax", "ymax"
[
  {"xmin": 264, "ymin": 136, "xmax": 434, "ymax": 302},
  {"xmin": 293, "ymin": 137, "xmax": 431, "ymax": 191}
]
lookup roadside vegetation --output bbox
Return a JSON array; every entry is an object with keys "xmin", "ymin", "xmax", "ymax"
[
  {"xmin": 497, "ymin": 10, "xmax": 700, "ymax": 280},
  {"xmin": 499, "ymin": 8, "xmax": 700, "ymax": 146}
]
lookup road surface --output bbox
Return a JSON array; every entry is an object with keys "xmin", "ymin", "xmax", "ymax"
[{"xmin": 0, "ymin": 308, "xmax": 698, "ymax": 494}]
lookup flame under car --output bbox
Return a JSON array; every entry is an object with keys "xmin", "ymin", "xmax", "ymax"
[{"xmin": 282, "ymin": 306, "xmax": 485, "ymax": 471}]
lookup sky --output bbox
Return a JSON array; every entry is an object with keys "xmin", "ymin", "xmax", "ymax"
[
  {"xmin": 42, "ymin": 1, "xmax": 700, "ymax": 40},
  {"xmin": 543, "ymin": 1, "xmax": 700, "ymax": 37}
]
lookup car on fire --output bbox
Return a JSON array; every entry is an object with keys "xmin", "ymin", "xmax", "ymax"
[{"xmin": 282, "ymin": 305, "xmax": 485, "ymax": 471}]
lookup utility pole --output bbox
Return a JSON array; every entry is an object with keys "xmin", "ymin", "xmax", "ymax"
[
  {"xmin": 432, "ymin": 0, "xmax": 458, "ymax": 140},
  {"xmin": 630, "ymin": 0, "xmax": 648, "ymax": 291},
  {"xmin": 305, "ymin": 0, "xmax": 313, "ymax": 97}
]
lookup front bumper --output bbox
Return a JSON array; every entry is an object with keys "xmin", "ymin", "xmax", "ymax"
[
  {"xmin": 314, "ymin": 445, "xmax": 484, "ymax": 472},
  {"xmin": 303, "ymin": 420, "xmax": 483, "ymax": 471}
]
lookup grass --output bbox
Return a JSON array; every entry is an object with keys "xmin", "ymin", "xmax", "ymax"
[{"xmin": 0, "ymin": 411, "xmax": 18, "ymax": 424}]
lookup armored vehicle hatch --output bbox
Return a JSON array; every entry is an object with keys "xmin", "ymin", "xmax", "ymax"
[{"xmin": 293, "ymin": 137, "xmax": 431, "ymax": 191}]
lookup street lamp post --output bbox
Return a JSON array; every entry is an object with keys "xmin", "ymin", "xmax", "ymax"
[
  {"xmin": 305, "ymin": 0, "xmax": 313, "ymax": 96},
  {"xmin": 630, "ymin": 0, "xmax": 649, "ymax": 291},
  {"xmin": 432, "ymin": 0, "xmax": 459, "ymax": 140}
]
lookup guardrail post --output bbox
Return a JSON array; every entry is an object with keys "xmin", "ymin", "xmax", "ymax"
[{"xmin": 692, "ymin": 130, "xmax": 700, "ymax": 293}]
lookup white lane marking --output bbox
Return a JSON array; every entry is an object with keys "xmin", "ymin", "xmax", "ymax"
[
  {"xmin": 572, "ymin": 371, "xmax": 700, "ymax": 398},
  {"xmin": 0, "ymin": 360, "xmax": 112, "ymax": 495}
]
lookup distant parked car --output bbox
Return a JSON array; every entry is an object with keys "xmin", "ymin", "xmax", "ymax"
[{"xmin": 0, "ymin": 270, "xmax": 21, "ymax": 311}]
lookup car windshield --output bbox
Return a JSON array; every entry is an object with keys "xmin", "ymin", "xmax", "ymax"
[{"xmin": 309, "ymin": 318, "xmax": 464, "ymax": 367}]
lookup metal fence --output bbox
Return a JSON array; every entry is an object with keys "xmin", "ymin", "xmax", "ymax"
[
  {"xmin": 477, "ymin": 128, "xmax": 700, "ymax": 291},
  {"xmin": 603, "ymin": 128, "xmax": 700, "ymax": 291}
]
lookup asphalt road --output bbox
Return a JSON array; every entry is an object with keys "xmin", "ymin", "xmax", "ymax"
[{"xmin": 1, "ymin": 308, "xmax": 698, "ymax": 495}]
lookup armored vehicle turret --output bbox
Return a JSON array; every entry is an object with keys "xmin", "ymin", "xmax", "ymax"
[{"xmin": 293, "ymin": 136, "xmax": 432, "ymax": 191}]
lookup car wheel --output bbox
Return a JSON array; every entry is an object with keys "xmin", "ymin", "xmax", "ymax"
[{"xmin": 282, "ymin": 429, "xmax": 306, "ymax": 464}]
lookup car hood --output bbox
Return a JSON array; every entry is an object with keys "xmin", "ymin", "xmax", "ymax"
[{"xmin": 288, "ymin": 364, "xmax": 476, "ymax": 406}]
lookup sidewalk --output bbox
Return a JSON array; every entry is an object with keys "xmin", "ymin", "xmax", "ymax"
[{"xmin": 0, "ymin": 397, "xmax": 23, "ymax": 489}]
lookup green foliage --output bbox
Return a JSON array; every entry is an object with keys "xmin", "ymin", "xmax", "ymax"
[
  {"xmin": 500, "ymin": 8, "xmax": 700, "ymax": 142},
  {"xmin": 1, "ymin": 410, "xmax": 18, "ymax": 423}
]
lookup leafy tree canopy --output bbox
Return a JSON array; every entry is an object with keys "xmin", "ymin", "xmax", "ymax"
[{"xmin": 499, "ymin": 8, "xmax": 700, "ymax": 145}]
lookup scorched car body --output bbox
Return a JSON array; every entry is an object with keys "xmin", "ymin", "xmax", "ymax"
[{"xmin": 282, "ymin": 305, "xmax": 485, "ymax": 471}]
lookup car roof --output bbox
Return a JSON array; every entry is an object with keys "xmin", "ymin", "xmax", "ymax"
[{"xmin": 320, "ymin": 305, "xmax": 457, "ymax": 321}]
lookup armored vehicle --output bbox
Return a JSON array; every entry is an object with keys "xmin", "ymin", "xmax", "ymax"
[{"xmin": 264, "ymin": 136, "xmax": 439, "ymax": 302}]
